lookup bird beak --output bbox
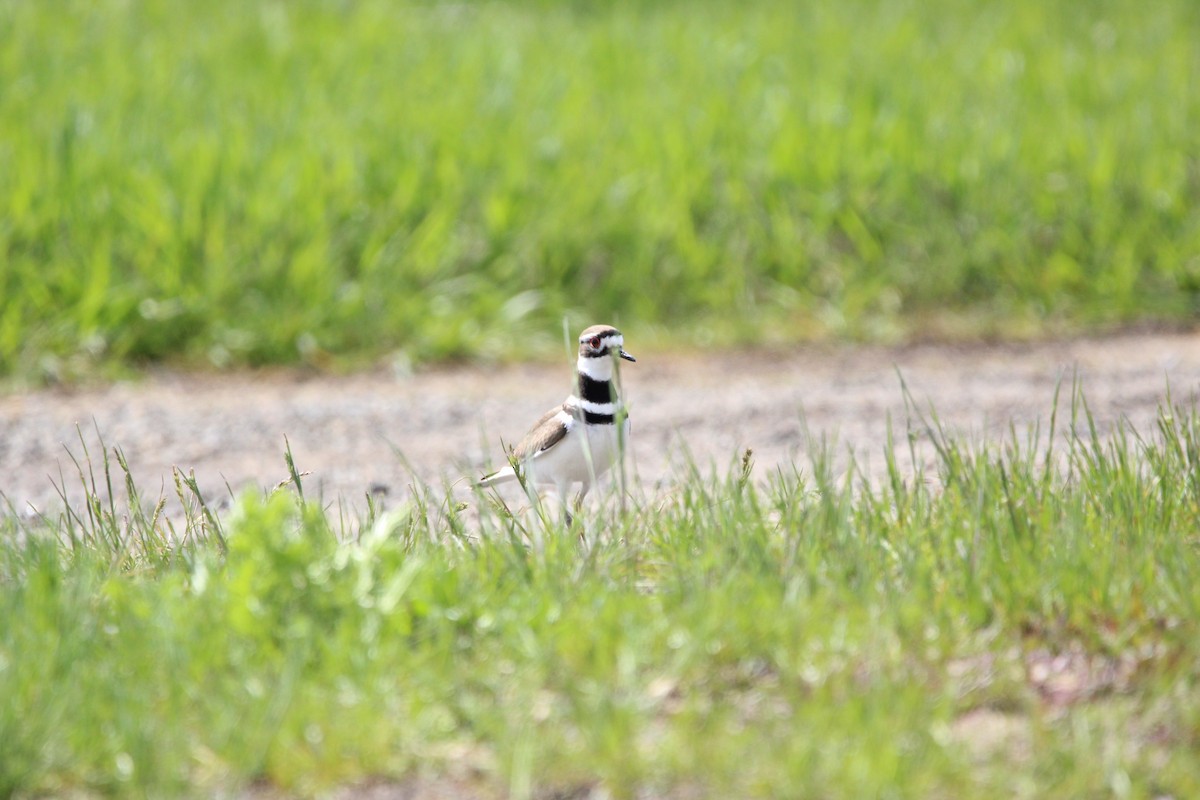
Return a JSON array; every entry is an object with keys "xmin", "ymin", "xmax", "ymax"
[{"xmin": 619, "ymin": 348, "xmax": 636, "ymax": 363}]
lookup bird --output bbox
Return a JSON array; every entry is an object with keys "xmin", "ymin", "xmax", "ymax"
[{"xmin": 479, "ymin": 324, "xmax": 636, "ymax": 518}]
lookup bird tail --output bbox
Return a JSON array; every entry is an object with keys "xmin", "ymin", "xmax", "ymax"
[{"xmin": 478, "ymin": 466, "xmax": 517, "ymax": 488}]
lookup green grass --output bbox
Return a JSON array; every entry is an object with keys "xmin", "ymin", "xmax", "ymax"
[
  {"xmin": 2, "ymin": 0, "xmax": 1198, "ymax": 379},
  {"xmin": 3, "ymin": 392, "xmax": 1199, "ymax": 798}
]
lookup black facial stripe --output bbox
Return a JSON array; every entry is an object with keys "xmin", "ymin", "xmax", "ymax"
[
  {"xmin": 583, "ymin": 410, "xmax": 615, "ymax": 424},
  {"xmin": 578, "ymin": 373, "xmax": 615, "ymax": 404},
  {"xmin": 580, "ymin": 332, "xmax": 621, "ymax": 353}
]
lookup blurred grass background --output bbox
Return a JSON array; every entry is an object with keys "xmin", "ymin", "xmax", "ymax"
[{"xmin": 1, "ymin": 0, "xmax": 1197, "ymax": 379}]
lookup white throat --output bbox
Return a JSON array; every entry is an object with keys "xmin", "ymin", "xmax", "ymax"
[{"xmin": 577, "ymin": 354, "xmax": 615, "ymax": 382}]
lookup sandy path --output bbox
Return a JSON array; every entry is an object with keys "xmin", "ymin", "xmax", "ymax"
[{"xmin": 2, "ymin": 332, "xmax": 1198, "ymax": 515}]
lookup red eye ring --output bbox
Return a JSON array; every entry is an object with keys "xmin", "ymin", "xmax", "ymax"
[{"xmin": 589, "ymin": 336, "xmax": 602, "ymax": 349}]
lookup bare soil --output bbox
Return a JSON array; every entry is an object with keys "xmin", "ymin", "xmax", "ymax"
[
  {"xmin": 3, "ymin": 331, "xmax": 1199, "ymax": 798},
  {"xmin": 2, "ymin": 331, "xmax": 1199, "ymax": 515}
]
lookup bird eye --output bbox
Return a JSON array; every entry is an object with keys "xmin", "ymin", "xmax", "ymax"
[{"xmin": 589, "ymin": 336, "xmax": 602, "ymax": 349}]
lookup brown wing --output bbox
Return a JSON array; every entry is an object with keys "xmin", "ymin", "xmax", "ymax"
[{"xmin": 513, "ymin": 404, "xmax": 571, "ymax": 459}]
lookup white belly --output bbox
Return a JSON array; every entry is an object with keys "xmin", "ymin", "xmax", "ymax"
[{"xmin": 525, "ymin": 418, "xmax": 630, "ymax": 488}]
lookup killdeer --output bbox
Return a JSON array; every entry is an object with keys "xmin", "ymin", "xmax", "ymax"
[{"xmin": 479, "ymin": 324, "xmax": 636, "ymax": 512}]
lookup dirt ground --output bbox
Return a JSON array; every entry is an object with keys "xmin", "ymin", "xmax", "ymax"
[
  {"xmin": 3, "ymin": 331, "xmax": 1199, "ymax": 798},
  {"xmin": 3, "ymin": 331, "xmax": 1200, "ymax": 516}
]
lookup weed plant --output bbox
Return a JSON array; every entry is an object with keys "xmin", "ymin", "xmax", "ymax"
[{"xmin": 2, "ymin": 394, "xmax": 1199, "ymax": 797}]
